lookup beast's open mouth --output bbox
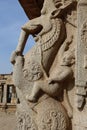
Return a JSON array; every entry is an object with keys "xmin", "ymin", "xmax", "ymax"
[
  {"xmin": 32, "ymin": 24, "xmax": 43, "ymax": 41},
  {"xmin": 32, "ymin": 24, "xmax": 43, "ymax": 35},
  {"xmin": 22, "ymin": 24, "xmax": 43, "ymax": 35}
]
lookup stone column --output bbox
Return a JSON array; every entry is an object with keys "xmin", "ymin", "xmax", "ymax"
[
  {"xmin": 74, "ymin": 0, "xmax": 87, "ymax": 130},
  {"xmin": 0, "ymin": 85, "xmax": 2, "ymax": 103},
  {"xmin": 76, "ymin": 0, "xmax": 87, "ymax": 105},
  {"xmin": 11, "ymin": 86, "xmax": 17, "ymax": 104},
  {"xmin": 3, "ymin": 84, "xmax": 7, "ymax": 104}
]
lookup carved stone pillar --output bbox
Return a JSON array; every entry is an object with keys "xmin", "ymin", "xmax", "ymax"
[
  {"xmin": 76, "ymin": 0, "xmax": 87, "ymax": 106},
  {"xmin": 3, "ymin": 84, "xmax": 7, "ymax": 104},
  {"xmin": 11, "ymin": 0, "xmax": 87, "ymax": 130},
  {"xmin": 11, "ymin": 86, "xmax": 17, "ymax": 104},
  {"xmin": 0, "ymin": 85, "xmax": 2, "ymax": 103},
  {"xmin": 74, "ymin": 0, "xmax": 87, "ymax": 130}
]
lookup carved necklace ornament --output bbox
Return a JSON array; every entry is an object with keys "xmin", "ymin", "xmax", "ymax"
[{"xmin": 36, "ymin": 19, "xmax": 62, "ymax": 51}]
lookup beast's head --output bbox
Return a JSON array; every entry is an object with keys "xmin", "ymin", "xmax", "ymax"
[{"xmin": 21, "ymin": 0, "xmax": 66, "ymax": 39}]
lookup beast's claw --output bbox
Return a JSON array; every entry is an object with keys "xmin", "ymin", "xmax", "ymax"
[{"xmin": 26, "ymin": 95, "xmax": 37, "ymax": 102}]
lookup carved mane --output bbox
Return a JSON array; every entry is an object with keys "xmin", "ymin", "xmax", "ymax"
[
  {"xmin": 18, "ymin": 0, "xmax": 77, "ymax": 20},
  {"xmin": 36, "ymin": 19, "xmax": 63, "ymax": 52}
]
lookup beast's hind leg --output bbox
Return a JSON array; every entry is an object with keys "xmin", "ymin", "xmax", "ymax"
[{"xmin": 26, "ymin": 82, "xmax": 41, "ymax": 102}]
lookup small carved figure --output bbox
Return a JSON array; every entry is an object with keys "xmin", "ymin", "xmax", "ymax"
[
  {"xmin": 26, "ymin": 41, "xmax": 75, "ymax": 102},
  {"xmin": 49, "ymin": 50, "xmax": 75, "ymax": 84}
]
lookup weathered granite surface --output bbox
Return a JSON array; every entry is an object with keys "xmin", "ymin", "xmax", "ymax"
[
  {"xmin": 0, "ymin": 112, "xmax": 16, "ymax": 130},
  {"xmin": 11, "ymin": 0, "xmax": 87, "ymax": 130}
]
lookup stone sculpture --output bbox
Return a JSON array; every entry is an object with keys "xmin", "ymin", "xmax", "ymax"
[{"xmin": 11, "ymin": 0, "xmax": 87, "ymax": 130}]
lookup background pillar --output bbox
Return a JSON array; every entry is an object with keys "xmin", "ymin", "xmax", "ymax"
[{"xmin": 3, "ymin": 84, "xmax": 7, "ymax": 104}]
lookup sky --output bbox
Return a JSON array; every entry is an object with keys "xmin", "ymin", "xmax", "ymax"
[{"xmin": 0, "ymin": 0, "xmax": 35, "ymax": 74}]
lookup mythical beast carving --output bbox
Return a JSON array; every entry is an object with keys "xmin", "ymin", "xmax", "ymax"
[{"xmin": 11, "ymin": 0, "xmax": 77, "ymax": 130}]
